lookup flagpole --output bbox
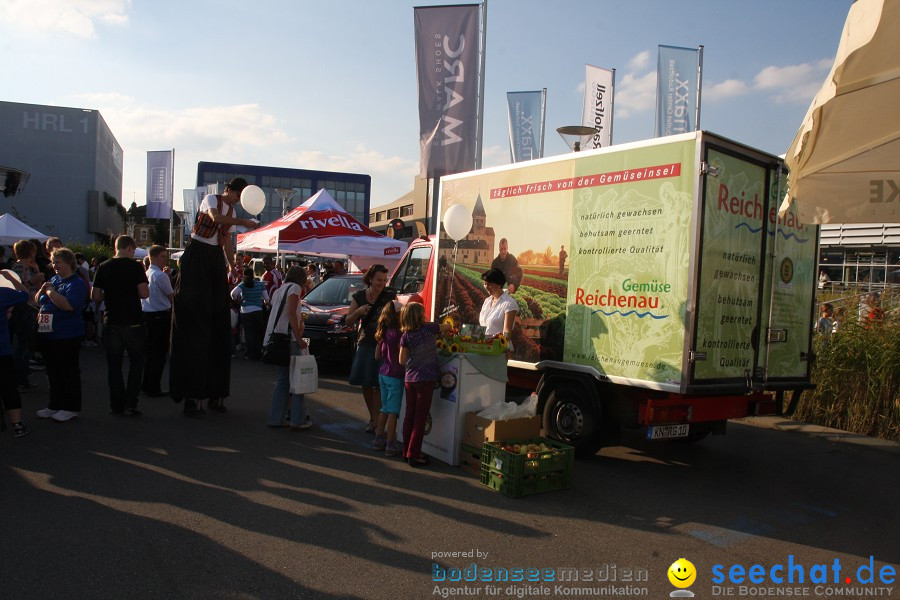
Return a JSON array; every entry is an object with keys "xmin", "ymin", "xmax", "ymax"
[
  {"xmin": 167, "ymin": 148, "xmax": 175, "ymax": 249},
  {"xmin": 695, "ymin": 45, "xmax": 704, "ymax": 131},
  {"xmin": 539, "ymin": 87, "xmax": 547, "ymax": 159},
  {"xmin": 609, "ymin": 69, "xmax": 616, "ymax": 144},
  {"xmin": 475, "ymin": 0, "xmax": 488, "ymax": 169}
]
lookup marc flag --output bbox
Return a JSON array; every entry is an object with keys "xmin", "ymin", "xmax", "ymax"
[
  {"xmin": 146, "ymin": 150, "xmax": 173, "ymax": 220},
  {"xmin": 507, "ymin": 90, "xmax": 545, "ymax": 163},
  {"xmin": 415, "ymin": 4, "xmax": 480, "ymax": 178},
  {"xmin": 655, "ymin": 45, "xmax": 701, "ymax": 137},
  {"xmin": 582, "ymin": 65, "xmax": 614, "ymax": 149}
]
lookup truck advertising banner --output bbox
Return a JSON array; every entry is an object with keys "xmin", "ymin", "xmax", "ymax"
[
  {"xmin": 693, "ymin": 149, "xmax": 767, "ymax": 381},
  {"xmin": 437, "ymin": 137, "xmax": 697, "ymax": 389},
  {"xmin": 759, "ymin": 176, "xmax": 817, "ymax": 380}
]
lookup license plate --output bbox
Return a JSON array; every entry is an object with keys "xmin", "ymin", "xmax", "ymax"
[{"xmin": 647, "ymin": 424, "xmax": 689, "ymax": 440}]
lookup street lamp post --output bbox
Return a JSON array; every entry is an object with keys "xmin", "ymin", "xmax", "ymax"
[
  {"xmin": 273, "ymin": 188, "xmax": 296, "ymax": 267},
  {"xmin": 274, "ymin": 188, "xmax": 296, "ymax": 218},
  {"xmin": 556, "ymin": 125, "xmax": 599, "ymax": 152}
]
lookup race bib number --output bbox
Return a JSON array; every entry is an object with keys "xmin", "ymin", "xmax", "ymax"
[{"xmin": 37, "ymin": 312, "xmax": 54, "ymax": 333}]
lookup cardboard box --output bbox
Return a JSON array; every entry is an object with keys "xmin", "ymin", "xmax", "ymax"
[{"xmin": 463, "ymin": 412, "xmax": 541, "ymax": 448}]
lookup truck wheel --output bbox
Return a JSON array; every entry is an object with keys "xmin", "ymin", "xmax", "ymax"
[{"xmin": 543, "ymin": 384, "xmax": 602, "ymax": 457}]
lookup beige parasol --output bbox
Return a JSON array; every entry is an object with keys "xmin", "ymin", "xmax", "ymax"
[{"xmin": 781, "ymin": 0, "xmax": 900, "ymax": 224}]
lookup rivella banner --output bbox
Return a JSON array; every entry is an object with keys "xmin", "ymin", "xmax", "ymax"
[
  {"xmin": 506, "ymin": 90, "xmax": 544, "ymax": 163},
  {"xmin": 582, "ymin": 65, "xmax": 614, "ymax": 149},
  {"xmin": 655, "ymin": 45, "xmax": 700, "ymax": 137},
  {"xmin": 146, "ymin": 150, "xmax": 173, "ymax": 220},
  {"xmin": 414, "ymin": 4, "xmax": 480, "ymax": 179}
]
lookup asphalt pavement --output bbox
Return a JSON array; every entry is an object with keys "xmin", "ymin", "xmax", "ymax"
[{"xmin": 1, "ymin": 347, "xmax": 897, "ymax": 600}]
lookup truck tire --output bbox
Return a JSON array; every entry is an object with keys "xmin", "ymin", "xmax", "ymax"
[{"xmin": 542, "ymin": 383, "xmax": 602, "ymax": 457}]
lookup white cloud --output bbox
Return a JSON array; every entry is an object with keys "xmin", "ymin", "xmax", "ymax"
[
  {"xmin": 628, "ymin": 50, "xmax": 651, "ymax": 71},
  {"xmin": 294, "ymin": 146, "xmax": 420, "ymax": 204},
  {"xmin": 615, "ymin": 70, "xmax": 657, "ymax": 118},
  {"xmin": 704, "ymin": 79, "xmax": 749, "ymax": 101},
  {"xmin": 753, "ymin": 59, "xmax": 831, "ymax": 102},
  {"xmin": 70, "ymin": 93, "xmax": 419, "ymax": 206},
  {"xmin": 0, "ymin": 0, "xmax": 130, "ymax": 38}
]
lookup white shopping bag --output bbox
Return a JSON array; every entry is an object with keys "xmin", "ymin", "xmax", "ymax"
[{"xmin": 289, "ymin": 350, "xmax": 318, "ymax": 394}]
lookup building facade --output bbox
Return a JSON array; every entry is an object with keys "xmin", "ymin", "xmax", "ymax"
[
  {"xmin": 0, "ymin": 101, "xmax": 125, "ymax": 244},
  {"xmin": 196, "ymin": 162, "xmax": 371, "ymax": 226},
  {"xmin": 818, "ymin": 223, "xmax": 900, "ymax": 289},
  {"xmin": 369, "ymin": 177, "xmax": 429, "ymax": 240}
]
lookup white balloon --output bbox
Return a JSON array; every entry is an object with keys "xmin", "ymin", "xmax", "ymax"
[
  {"xmin": 443, "ymin": 204, "xmax": 473, "ymax": 242},
  {"xmin": 241, "ymin": 185, "xmax": 266, "ymax": 215}
]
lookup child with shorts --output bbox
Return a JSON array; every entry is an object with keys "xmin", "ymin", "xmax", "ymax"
[{"xmin": 373, "ymin": 301, "xmax": 403, "ymax": 456}]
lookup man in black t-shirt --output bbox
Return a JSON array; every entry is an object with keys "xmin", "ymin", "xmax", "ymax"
[{"xmin": 92, "ymin": 235, "xmax": 149, "ymax": 416}]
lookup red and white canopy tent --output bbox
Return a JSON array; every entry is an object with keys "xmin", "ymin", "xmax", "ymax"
[{"xmin": 236, "ymin": 189, "xmax": 407, "ymax": 270}]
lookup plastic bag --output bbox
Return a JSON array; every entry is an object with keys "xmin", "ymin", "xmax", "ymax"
[{"xmin": 477, "ymin": 393, "xmax": 538, "ymax": 420}]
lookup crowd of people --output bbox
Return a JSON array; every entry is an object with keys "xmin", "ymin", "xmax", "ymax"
[{"xmin": 1, "ymin": 179, "xmax": 517, "ymax": 468}]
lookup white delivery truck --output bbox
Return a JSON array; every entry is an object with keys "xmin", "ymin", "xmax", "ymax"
[{"xmin": 387, "ymin": 131, "xmax": 817, "ymax": 455}]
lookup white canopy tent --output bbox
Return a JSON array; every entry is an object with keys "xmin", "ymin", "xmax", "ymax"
[
  {"xmin": 237, "ymin": 189, "xmax": 407, "ymax": 270},
  {"xmin": 0, "ymin": 213, "xmax": 50, "ymax": 246},
  {"xmin": 781, "ymin": 0, "xmax": 900, "ymax": 224}
]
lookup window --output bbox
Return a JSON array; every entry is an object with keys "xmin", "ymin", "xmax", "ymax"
[
  {"xmin": 387, "ymin": 208, "xmax": 399, "ymax": 220},
  {"xmin": 391, "ymin": 245, "xmax": 432, "ymax": 295},
  {"xmin": 401, "ymin": 204, "xmax": 414, "ymax": 217},
  {"xmin": 376, "ymin": 211, "xmax": 386, "ymax": 222},
  {"xmin": 370, "ymin": 213, "xmax": 377, "ymax": 222}
]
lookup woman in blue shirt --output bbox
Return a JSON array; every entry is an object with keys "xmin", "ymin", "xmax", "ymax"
[{"xmin": 35, "ymin": 248, "xmax": 87, "ymax": 423}]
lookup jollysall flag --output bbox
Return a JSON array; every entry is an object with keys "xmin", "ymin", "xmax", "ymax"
[{"xmin": 582, "ymin": 65, "xmax": 614, "ymax": 149}]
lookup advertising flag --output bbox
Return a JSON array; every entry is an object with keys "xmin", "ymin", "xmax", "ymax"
[
  {"xmin": 146, "ymin": 150, "xmax": 173, "ymax": 219},
  {"xmin": 182, "ymin": 187, "xmax": 203, "ymax": 233},
  {"xmin": 582, "ymin": 65, "xmax": 614, "ymax": 149},
  {"xmin": 414, "ymin": 4, "xmax": 480, "ymax": 178},
  {"xmin": 655, "ymin": 45, "xmax": 701, "ymax": 137},
  {"xmin": 506, "ymin": 90, "xmax": 545, "ymax": 163}
]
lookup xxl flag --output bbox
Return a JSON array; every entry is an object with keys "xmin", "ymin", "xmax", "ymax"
[
  {"xmin": 415, "ymin": 4, "xmax": 480, "ymax": 178},
  {"xmin": 655, "ymin": 45, "xmax": 701, "ymax": 137},
  {"xmin": 506, "ymin": 90, "xmax": 545, "ymax": 163},
  {"xmin": 146, "ymin": 150, "xmax": 173, "ymax": 219},
  {"xmin": 582, "ymin": 65, "xmax": 614, "ymax": 149}
]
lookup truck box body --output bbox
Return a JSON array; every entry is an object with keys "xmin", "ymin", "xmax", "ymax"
[{"xmin": 390, "ymin": 131, "xmax": 817, "ymax": 450}]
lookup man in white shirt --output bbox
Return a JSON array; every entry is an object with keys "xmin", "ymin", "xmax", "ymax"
[
  {"xmin": 169, "ymin": 177, "xmax": 259, "ymax": 416},
  {"xmin": 141, "ymin": 246, "xmax": 174, "ymax": 397}
]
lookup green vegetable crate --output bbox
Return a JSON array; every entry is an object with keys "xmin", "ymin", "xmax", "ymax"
[
  {"xmin": 480, "ymin": 437, "xmax": 574, "ymax": 498},
  {"xmin": 459, "ymin": 443, "xmax": 482, "ymax": 477}
]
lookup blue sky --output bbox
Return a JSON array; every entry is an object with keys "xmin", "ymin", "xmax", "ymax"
[{"xmin": 0, "ymin": 0, "xmax": 852, "ymax": 210}]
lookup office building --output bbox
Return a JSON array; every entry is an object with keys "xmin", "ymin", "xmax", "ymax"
[
  {"xmin": 0, "ymin": 101, "xmax": 125, "ymax": 244},
  {"xmin": 196, "ymin": 161, "xmax": 371, "ymax": 226}
]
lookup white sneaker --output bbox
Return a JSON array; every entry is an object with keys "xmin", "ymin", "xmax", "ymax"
[
  {"xmin": 36, "ymin": 407, "xmax": 59, "ymax": 418},
  {"xmin": 51, "ymin": 410, "xmax": 79, "ymax": 422}
]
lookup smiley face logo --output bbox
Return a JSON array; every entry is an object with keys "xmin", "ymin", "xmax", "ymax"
[{"xmin": 668, "ymin": 558, "xmax": 696, "ymax": 588}]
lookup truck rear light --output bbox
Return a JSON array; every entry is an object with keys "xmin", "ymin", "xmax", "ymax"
[{"xmin": 647, "ymin": 405, "xmax": 691, "ymax": 424}]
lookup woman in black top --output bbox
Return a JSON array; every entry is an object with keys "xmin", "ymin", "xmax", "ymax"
[{"xmin": 345, "ymin": 264, "xmax": 396, "ymax": 432}]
